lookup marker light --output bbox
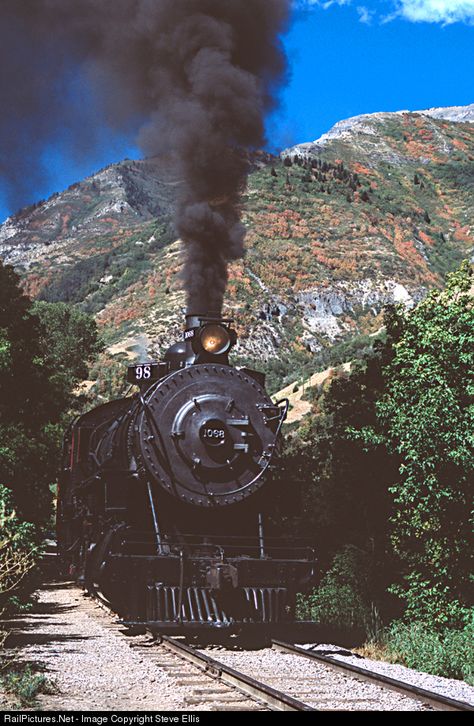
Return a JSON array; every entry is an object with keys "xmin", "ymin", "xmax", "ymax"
[{"xmin": 200, "ymin": 325, "xmax": 231, "ymax": 355}]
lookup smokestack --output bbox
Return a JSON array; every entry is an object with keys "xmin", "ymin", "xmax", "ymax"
[{"xmin": 0, "ymin": 1, "xmax": 291, "ymax": 313}]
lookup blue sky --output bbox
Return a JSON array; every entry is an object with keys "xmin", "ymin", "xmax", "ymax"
[
  {"xmin": 270, "ymin": 0, "xmax": 474, "ymax": 148},
  {"xmin": 1, "ymin": 0, "xmax": 473, "ymax": 222}
]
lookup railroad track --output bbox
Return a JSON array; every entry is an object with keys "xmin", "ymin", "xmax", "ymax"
[
  {"xmin": 90, "ymin": 593, "xmax": 312, "ymax": 711},
  {"xmin": 129, "ymin": 633, "xmax": 474, "ymax": 712},
  {"xmin": 81, "ymin": 588, "xmax": 474, "ymax": 711},
  {"xmin": 137, "ymin": 636, "xmax": 314, "ymax": 711},
  {"xmin": 271, "ymin": 640, "xmax": 474, "ymax": 712},
  {"xmin": 193, "ymin": 639, "xmax": 474, "ymax": 712}
]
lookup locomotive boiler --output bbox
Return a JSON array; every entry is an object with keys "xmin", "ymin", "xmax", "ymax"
[{"xmin": 57, "ymin": 313, "xmax": 315, "ymax": 634}]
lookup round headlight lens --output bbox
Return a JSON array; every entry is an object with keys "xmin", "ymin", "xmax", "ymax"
[{"xmin": 200, "ymin": 325, "xmax": 231, "ymax": 355}]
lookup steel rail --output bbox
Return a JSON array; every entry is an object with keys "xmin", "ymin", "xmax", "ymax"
[
  {"xmin": 161, "ymin": 635, "xmax": 316, "ymax": 711},
  {"xmin": 272, "ymin": 640, "xmax": 474, "ymax": 712}
]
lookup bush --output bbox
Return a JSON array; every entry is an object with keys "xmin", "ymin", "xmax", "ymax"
[
  {"xmin": 384, "ymin": 620, "xmax": 474, "ymax": 685},
  {"xmin": 0, "ymin": 485, "xmax": 38, "ymax": 617},
  {"xmin": 297, "ymin": 546, "xmax": 384, "ymax": 640},
  {"xmin": 0, "ymin": 491, "xmax": 49, "ymax": 710}
]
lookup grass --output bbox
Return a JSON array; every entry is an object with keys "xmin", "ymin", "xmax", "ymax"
[
  {"xmin": 355, "ymin": 621, "xmax": 474, "ymax": 686},
  {"xmin": 383, "ymin": 621, "xmax": 474, "ymax": 685},
  {"xmin": 0, "ymin": 661, "xmax": 55, "ymax": 708},
  {"xmin": 354, "ymin": 640, "xmax": 390, "ymax": 661}
]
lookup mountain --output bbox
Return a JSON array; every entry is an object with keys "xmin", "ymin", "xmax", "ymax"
[
  {"xmin": 1, "ymin": 105, "xmax": 473, "ymax": 395},
  {"xmin": 0, "ymin": 157, "xmax": 176, "ymax": 277},
  {"xmin": 282, "ymin": 104, "xmax": 474, "ymax": 158}
]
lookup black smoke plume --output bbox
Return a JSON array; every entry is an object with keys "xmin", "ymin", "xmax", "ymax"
[{"xmin": 0, "ymin": 1, "xmax": 290, "ymax": 313}]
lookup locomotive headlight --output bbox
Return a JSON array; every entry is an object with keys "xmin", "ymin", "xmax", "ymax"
[{"xmin": 200, "ymin": 324, "xmax": 231, "ymax": 355}]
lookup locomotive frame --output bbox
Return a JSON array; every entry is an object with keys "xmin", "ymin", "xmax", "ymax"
[{"xmin": 57, "ymin": 313, "xmax": 316, "ymax": 636}]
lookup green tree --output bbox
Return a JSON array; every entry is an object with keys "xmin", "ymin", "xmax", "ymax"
[
  {"xmin": 297, "ymin": 349, "xmax": 396, "ymax": 561},
  {"xmin": 0, "ymin": 262, "xmax": 101, "ymax": 527},
  {"xmin": 275, "ymin": 345, "xmax": 400, "ymax": 633},
  {"xmin": 379, "ymin": 262, "xmax": 473, "ymax": 628},
  {"xmin": 33, "ymin": 301, "xmax": 102, "ymax": 399},
  {"xmin": 283, "ymin": 262, "xmax": 472, "ymax": 641}
]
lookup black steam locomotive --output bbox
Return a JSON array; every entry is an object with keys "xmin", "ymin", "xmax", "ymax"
[{"xmin": 58, "ymin": 314, "xmax": 315, "ymax": 635}]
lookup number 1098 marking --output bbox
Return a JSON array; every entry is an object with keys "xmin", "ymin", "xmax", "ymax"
[{"xmin": 203, "ymin": 429, "xmax": 225, "ymax": 438}]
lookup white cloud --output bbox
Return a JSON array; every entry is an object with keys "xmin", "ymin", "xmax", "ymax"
[
  {"xmin": 296, "ymin": 0, "xmax": 474, "ymax": 25},
  {"xmin": 357, "ymin": 5, "xmax": 375, "ymax": 23},
  {"xmin": 298, "ymin": 0, "xmax": 352, "ymax": 8},
  {"xmin": 395, "ymin": 0, "xmax": 474, "ymax": 24}
]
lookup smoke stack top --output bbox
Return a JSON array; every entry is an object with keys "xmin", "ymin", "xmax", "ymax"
[{"xmin": 0, "ymin": 1, "xmax": 291, "ymax": 313}]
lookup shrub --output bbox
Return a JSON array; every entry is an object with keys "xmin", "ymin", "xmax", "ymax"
[
  {"xmin": 0, "ymin": 664, "xmax": 54, "ymax": 707},
  {"xmin": 0, "ymin": 485, "xmax": 38, "ymax": 617},
  {"xmin": 297, "ymin": 546, "xmax": 384, "ymax": 640},
  {"xmin": 384, "ymin": 619, "xmax": 474, "ymax": 685}
]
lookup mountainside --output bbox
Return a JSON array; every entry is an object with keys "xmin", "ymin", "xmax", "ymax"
[
  {"xmin": 283, "ymin": 104, "xmax": 474, "ymax": 157},
  {"xmin": 1, "ymin": 105, "xmax": 473, "ymax": 394}
]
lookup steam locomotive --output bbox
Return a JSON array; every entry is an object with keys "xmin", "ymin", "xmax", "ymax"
[{"xmin": 57, "ymin": 313, "xmax": 315, "ymax": 635}]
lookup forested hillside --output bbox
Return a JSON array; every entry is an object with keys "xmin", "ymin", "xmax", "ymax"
[{"xmin": 1, "ymin": 107, "xmax": 473, "ymax": 396}]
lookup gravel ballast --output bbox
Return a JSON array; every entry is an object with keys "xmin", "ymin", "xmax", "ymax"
[
  {"xmin": 201, "ymin": 644, "xmax": 473, "ymax": 711},
  {"xmin": 2, "ymin": 584, "xmax": 191, "ymax": 711},
  {"xmin": 306, "ymin": 643, "xmax": 474, "ymax": 706},
  {"xmin": 3, "ymin": 583, "xmax": 473, "ymax": 711}
]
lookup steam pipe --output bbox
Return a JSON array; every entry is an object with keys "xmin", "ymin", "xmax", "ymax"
[
  {"xmin": 146, "ymin": 481, "xmax": 163, "ymax": 555},
  {"xmin": 258, "ymin": 512, "xmax": 265, "ymax": 559}
]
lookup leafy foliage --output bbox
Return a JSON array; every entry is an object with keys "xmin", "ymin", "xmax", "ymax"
[
  {"xmin": 297, "ymin": 545, "xmax": 384, "ymax": 639},
  {"xmin": 0, "ymin": 663, "xmax": 54, "ymax": 708},
  {"xmin": 0, "ymin": 261, "xmax": 101, "ymax": 526},
  {"xmin": 33, "ymin": 301, "xmax": 103, "ymax": 392},
  {"xmin": 0, "ymin": 485, "xmax": 37, "ymax": 617},
  {"xmin": 384, "ymin": 620, "xmax": 474, "ymax": 685},
  {"xmin": 273, "ymin": 345, "xmax": 401, "ymax": 633},
  {"xmin": 289, "ymin": 262, "xmax": 473, "ymax": 645},
  {"xmin": 286, "ymin": 347, "xmax": 397, "ymax": 562},
  {"xmin": 376, "ymin": 261, "xmax": 474, "ymax": 628}
]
